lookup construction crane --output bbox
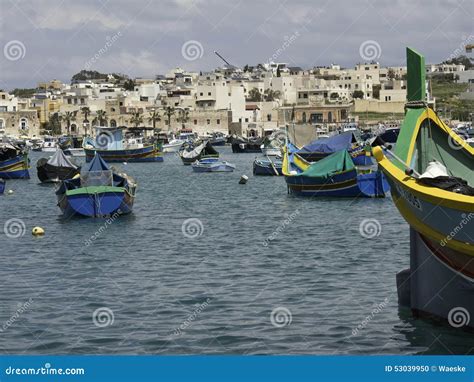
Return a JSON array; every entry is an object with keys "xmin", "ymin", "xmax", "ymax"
[{"xmin": 214, "ymin": 51, "xmax": 234, "ymax": 67}]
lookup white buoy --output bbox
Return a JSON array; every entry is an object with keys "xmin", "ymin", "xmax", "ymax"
[
  {"xmin": 32, "ymin": 227, "xmax": 45, "ymax": 236},
  {"xmin": 7, "ymin": 189, "xmax": 14, "ymax": 195},
  {"xmin": 123, "ymin": 162, "xmax": 128, "ymax": 165},
  {"xmin": 239, "ymin": 175, "xmax": 249, "ymax": 184}
]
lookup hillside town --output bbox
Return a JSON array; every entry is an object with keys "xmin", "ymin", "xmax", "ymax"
[{"xmin": 0, "ymin": 59, "xmax": 472, "ymax": 140}]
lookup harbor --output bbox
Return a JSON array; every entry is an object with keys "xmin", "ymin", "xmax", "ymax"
[{"xmin": 1, "ymin": 1, "xmax": 474, "ymax": 363}]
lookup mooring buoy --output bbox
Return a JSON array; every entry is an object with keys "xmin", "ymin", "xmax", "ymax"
[
  {"xmin": 239, "ymin": 175, "xmax": 248, "ymax": 184},
  {"xmin": 32, "ymin": 227, "xmax": 45, "ymax": 236}
]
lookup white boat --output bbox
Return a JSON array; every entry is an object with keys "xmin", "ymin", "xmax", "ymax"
[
  {"xmin": 64, "ymin": 147, "xmax": 85, "ymax": 157},
  {"xmin": 261, "ymin": 147, "xmax": 281, "ymax": 156},
  {"xmin": 163, "ymin": 139, "xmax": 184, "ymax": 153},
  {"xmin": 191, "ymin": 158, "xmax": 235, "ymax": 172},
  {"xmin": 42, "ymin": 137, "xmax": 58, "ymax": 152}
]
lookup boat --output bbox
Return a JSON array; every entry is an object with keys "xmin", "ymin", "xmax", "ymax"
[
  {"xmin": 210, "ymin": 133, "xmax": 226, "ymax": 146},
  {"xmin": 41, "ymin": 136, "xmax": 58, "ymax": 152},
  {"xmin": 253, "ymin": 156, "xmax": 283, "ymax": 176},
  {"xmin": 36, "ymin": 149, "xmax": 80, "ymax": 183},
  {"xmin": 283, "ymin": 147, "xmax": 389, "ymax": 197},
  {"xmin": 56, "ymin": 153, "xmax": 137, "ymax": 218},
  {"xmin": 179, "ymin": 140, "xmax": 219, "ymax": 165},
  {"xmin": 373, "ymin": 47, "xmax": 474, "ymax": 328},
  {"xmin": 260, "ymin": 132, "xmax": 285, "ymax": 156},
  {"xmin": 163, "ymin": 139, "xmax": 185, "ymax": 153},
  {"xmin": 231, "ymin": 136, "xmax": 263, "ymax": 153},
  {"xmin": 0, "ymin": 179, "xmax": 5, "ymax": 194},
  {"xmin": 83, "ymin": 127, "xmax": 163, "ymax": 162},
  {"xmin": 60, "ymin": 136, "xmax": 85, "ymax": 157},
  {"xmin": 295, "ymin": 132, "xmax": 373, "ymax": 166},
  {"xmin": 191, "ymin": 158, "xmax": 235, "ymax": 172},
  {"xmin": 0, "ymin": 143, "xmax": 29, "ymax": 179}
]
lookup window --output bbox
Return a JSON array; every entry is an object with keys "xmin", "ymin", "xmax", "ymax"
[
  {"xmin": 267, "ymin": 114, "xmax": 271, "ymax": 122},
  {"xmin": 245, "ymin": 118, "xmax": 248, "ymax": 123},
  {"xmin": 216, "ymin": 119, "xmax": 220, "ymax": 125},
  {"xmin": 0, "ymin": 118, "xmax": 4, "ymax": 128},
  {"xmin": 302, "ymin": 112, "xmax": 306, "ymax": 123},
  {"xmin": 110, "ymin": 119, "xmax": 117, "ymax": 127},
  {"xmin": 81, "ymin": 98, "xmax": 85, "ymax": 104},
  {"xmin": 194, "ymin": 119, "xmax": 197, "ymax": 125},
  {"xmin": 111, "ymin": 107, "xmax": 116, "ymax": 112},
  {"xmin": 208, "ymin": 92, "xmax": 211, "ymax": 96},
  {"xmin": 71, "ymin": 123, "xmax": 77, "ymax": 132},
  {"xmin": 200, "ymin": 92, "xmax": 203, "ymax": 96},
  {"xmin": 207, "ymin": 119, "xmax": 210, "ymax": 124},
  {"xmin": 67, "ymin": 99, "xmax": 72, "ymax": 104},
  {"xmin": 1, "ymin": 95, "xmax": 5, "ymax": 99},
  {"xmin": 20, "ymin": 118, "xmax": 28, "ymax": 130}
]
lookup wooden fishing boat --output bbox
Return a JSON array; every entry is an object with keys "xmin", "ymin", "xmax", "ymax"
[
  {"xmin": 0, "ymin": 144, "xmax": 29, "ymax": 179},
  {"xmin": 180, "ymin": 141, "xmax": 219, "ymax": 165},
  {"xmin": 36, "ymin": 149, "xmax": 80, "ymax": 183},
  {"xmin": 373, "ymin": 48, "xmax": 474, "ymax": 270},
  {"xmin": 283, "ymin": 148, "xmax": 388, "ymax": 197},
  {"xmin": 231, "ymin": 136, "xmax": 263, "ymax": 153},
  {"xmin": 191, "ymin": 158, "xmax": 235, "ymax": 172},
  {"xmin": 373, "ymin": 47, "xmax": 474, "ymax": 328},
  {"xmin": 56, "ymin": 153, "xmax": 137, "ymax": 218},
  {"xmin": 0, "ymin": 179, "xmax": 5, "ymax": 194},
  {"xmin": 83, "ymin": 127, "xmax": 163, "ymax": 162},
  {"xmin": 253, "ymin": 157, "xmax": 283, "ymax": 176}
]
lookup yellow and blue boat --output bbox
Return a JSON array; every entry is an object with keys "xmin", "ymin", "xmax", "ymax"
[
  {"xmin": 373, "ymin": 48, "xmax": 474, "ymax": 327},
  {"xmin": 283, "ymin": 146, "xmax": 388, "ymax": 197},
  {"xmin": 83, "ymin": 127, "xmax": 163, "ymax": 163},
  {"xmin": 0, "ymin": 143, "xmax": 29, "ymax": 179}
]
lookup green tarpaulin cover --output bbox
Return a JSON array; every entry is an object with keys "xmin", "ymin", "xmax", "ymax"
[{"xmin": 297, "ymin": 150, "xmax": 355, "ymax": 178}]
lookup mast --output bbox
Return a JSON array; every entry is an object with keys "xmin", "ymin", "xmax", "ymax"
[{"xmin": 406, "ymin": 47, "xmax": 426, "ymax": 102}]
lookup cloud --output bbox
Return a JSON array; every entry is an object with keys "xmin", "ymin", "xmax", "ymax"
[{"xmin": 0, "ymin": 0, "xmax": 472, "ymax": 89}]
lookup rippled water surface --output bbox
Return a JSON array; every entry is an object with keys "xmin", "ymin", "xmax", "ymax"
[{"xmin": 1, "ymin": 147, "xmax": 473, "ymax": 355}]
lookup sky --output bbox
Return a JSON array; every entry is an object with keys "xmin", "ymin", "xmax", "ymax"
[{"xmin": 0, "ymin": 0, "xmax": 473, "ymax": 90}]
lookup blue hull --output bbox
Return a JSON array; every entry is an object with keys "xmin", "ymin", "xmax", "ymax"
[
  {"xmin": 0, "ymin": 155, "xmax": 30, "ymax": 179},
  {"xmin": 285, "ymin": 169, "xmax": 389, "ymax": 197},
  {"xmin": 253, "ymin": 160, "xmax": 283, "ymax": 176},
  {"xmin": 58, "ymin": 192, "xmax": 133, "ymax": 218},
  {"xmin": 84, "ymin": 146, "xmax": 163, "ymax": 163},
  {"xmin": 352, "ymin": 154, "xmax": 374, "ymax": 166},
  {"xmin": 0, "ymin": 180, "xmax": 4, "ymax": 194}
]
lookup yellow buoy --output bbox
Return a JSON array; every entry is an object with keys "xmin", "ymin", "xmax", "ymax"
[{"xmin": 32, "ymin": 227, "xmax": 45, "ymax": 236}]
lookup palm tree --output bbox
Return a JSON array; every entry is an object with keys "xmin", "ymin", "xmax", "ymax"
[
  {"xmin": 176, "ymin": 108, "xmax": 190, "ymax": 130},
  {"xmin": 148, "ymin": 109, "xmax": 161, "ymax": 130},
  {"xmin": 264, "ymin": 89, "xmax": 281, "ymax": 101},
  {"xmin": 130, "ymin": 112, "xmax": 143, "ymax": 128},
  {"xmin": 60, "ymin": 111, "xmax": 76, "ymax": 135},
  {"xmin": 164, "ymin": 106, "xmax": 175, "ymax": 130},
  {"xmin": 96, "ymin": 109, "xmax": 107, "ymax": 126},
  {"xmin": 81, "ymin": 107, "xmax": 90, "ymax": 136}
]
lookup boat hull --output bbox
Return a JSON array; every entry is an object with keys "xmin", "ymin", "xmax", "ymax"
[
  {"xmin": 253, "ymin": 159, "xmax": 283, "ymax": 176},
  {"xmin": 192, "ymin": 162, "xmax": 235, "ymax": 172},
  {"xmin": 36, "ymin": 161, "xmax": 80, "ymax": 183},
  {"xmin": 231, "ymin": 142, "xmax": 262, "ymax": 153},
  {"xmin": 84, "ymin": 145, "xmax": 163, "ymax": 162},
  {"xmin": 163, "ymin": 143, "xmax": 183, "ymax": 153},
  {"xmin": 0, "ymin": 179, "xmax": 5, "ymax": 194},
  {"xmin": 0, "ymin": 154, "xmax": 30, "ymax": 179},
  {"xmin": 285, "ymin": 169, "xmax": 389, "ymax": 197},
  {"xmin": 397, "ymin": 229, "xmax": 474, "ymax": 329},
  {"xmin": 57, "ymin": 186, "xmax": 134, "ymax": 218}
]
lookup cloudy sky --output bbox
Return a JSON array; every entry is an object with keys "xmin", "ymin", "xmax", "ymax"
[{"xmin": 0, "ymin": 0, "xmax": 472, "ymax": 90}]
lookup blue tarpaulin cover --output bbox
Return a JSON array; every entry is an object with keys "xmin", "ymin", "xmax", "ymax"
[
  {"xmin": 298, "ymin": 132, "xmax": 354, "ymax": 154},
  {"xmin": 85, "ymin": 153, "xmax": 110, "ymax": 172}
]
